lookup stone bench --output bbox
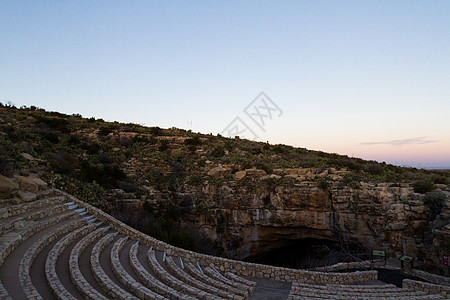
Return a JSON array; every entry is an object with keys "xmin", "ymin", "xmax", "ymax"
[
  {"xmin": 69, "ymin": 226, "xmax": 109, "ymax": 300},
  {"xmin": 293, "ymin": 281, "xmax": 403, "ymax": 293},
  {"xmin": 45, "ymin": 222, "xmax": 98, "ymax": 299},
  {"xmin": 110, "ymin": 237, "xmax": 165, "ymax": 300},
  {"xmin": 0, "ymin": 203, "xmax": 68, "ymax": 235},
  {"xmin": 128, "ymin": 242, "xmax": 195, "ymax": 300},
  {"xmin": 184, "ymin": 260, "xmax": 248, "ymax": 299},
  {"xmin": 90, "ymin": 232, "xmax": 138, "ymax": 300},
  {"xmin": 148, "ymin": 250, "xmax": 216, "ymax": 299},
  {"xmin": 203, "ymin": 266, "xmax": 254, "ymax": 295},
  {"xmin": 19, "ymin": 216, "xmax": 87, "ymax": 299},
  {"xmin": 0, "ymin": 196, "xmax": 66, "ymax": 219},
  {"xmin": 165, "ymin": 255, "xmax": 230, "ymax": 299},
  {"xmin": 403, "ymin": 279, "xmax": 449, "ymax": 298},
  {"xmin": 0, "ymin": 280, "xmax": 12, "ymax": 300},
  {"xmin": 289, "ymin": 282, "xmax": 432, "ymax": 299},
  {"xmin": 0, "ymin": 209, "xmax": 77, "ymax": 266},
  {"xmin": 224, "ymin": 271, "xmax": 257, "ymax": 291}
]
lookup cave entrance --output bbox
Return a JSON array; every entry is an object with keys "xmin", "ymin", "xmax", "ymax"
[{"xmin": 244, "ymin": 238, "xmax": 367, "ymax": 269}]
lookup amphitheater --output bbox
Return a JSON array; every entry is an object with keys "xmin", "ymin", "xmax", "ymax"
[{"xmin": 1, "ymin": 183, "xmax": 449, "ymax": 299}]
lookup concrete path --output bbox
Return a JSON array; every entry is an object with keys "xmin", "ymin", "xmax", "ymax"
[{"xmin": 249, "ymin": 277, "xmax": 291, "ymax": 300}]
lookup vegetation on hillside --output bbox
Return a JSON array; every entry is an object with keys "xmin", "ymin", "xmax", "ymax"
[{"xmin": 0, "ymin": 102, "xmax": 448, "ymax": 250}]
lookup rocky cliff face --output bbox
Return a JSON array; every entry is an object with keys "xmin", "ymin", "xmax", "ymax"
[{"xmin": 113, "ymin": 166, "xmax": 450, "ymax": 266}]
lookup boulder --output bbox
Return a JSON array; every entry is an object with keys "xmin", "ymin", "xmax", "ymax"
[
  {"xmin": 14, "ymin": 174, "xmax": 47, "ymax": 193},
  {"xmin": 389, "ymin": 222, "xmax": 407, "ymax": 231},
  {"xmin": 207, "ymin": 166, "xmax": 230, "ymax": 177},
  {"xmin": 0, "ymin": 174, "xmax": 19, "ymax": 199},
  {"xmin": 233, "ymin": 170, "xmax": 246, "ymax": 181},
  {"xmin": 245, "ymin": 168, "xmax": 266, "ymax": 177},
  {"xmin": 20, "ymin": 153, "xmax": 36, "ymax": 161}
]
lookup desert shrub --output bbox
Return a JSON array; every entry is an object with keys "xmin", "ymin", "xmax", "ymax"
[
  {"xmin": 148, "ymin": 136, "xmax": 157, "ymax": 145},
  {"xmin": 35, "ymin": 115, "xmax": 70, "ymax": 133},
  {"xmin": 43, "ymin": 132, "xmax": 59, "ymax": 144},
  {"xmin": 423, "ymin": 192, "xmax": 446, "ymax": 221},
  {"xmin": 81, "ymin": 142, "xmax": 101, "ymax": 155},
  {"xmin": 158, "ymin": 140, "xmax": 168, "ymax": 151},
  {"xmin": 67, "ymin": 134, "xmax": 81, "ymax": 145},
  {"xmin": 146, "ymin": 168, "xmax": 181, "ymax": 191},
  {"xmin": 318, "ymin": 179, "xmax": 330, "ymax": 190},
  {"xmin": 432, "ymin": 174, "xmax": 449, "ymax": 184},
  {"xmin": 224, "ymin": 141, "xmax": 234, "ymax": 152},
  {"xmin": 142, "ymin": 219, "xmax": 195, "ymax": 250},
  {"xmin": 79, "ymin": 161, "xmax": 125, "ymax": 188},
  {"xmin": 251, "ymin": 147, "xmax": 262, "ymax": 155},
  {"xmin": 98, "ymin": 125, "xmax": 115, "ymax": 136},
  {"xmin": 49, "ymin": 153, "xmax": 78, "ymax": 175},
  {"xmin": 187, "ymin": 175, "xmax": 204, "ymax": 186},
  {"xmin": 185, "ymin": 135, "xmax": 202, "ymax": 146},
  {"xmin": 149, "ymin": 126, "xmax": 161, "ymax": 136},
  {"xmin": 171, "ymin": 162, "xmax": 185, "ymax": 177},
  {"xmin": 272, "ymin": 144, "xmax": 286, "ymax": 154},
  {"xmin": 53, "ymin": 174, "xmax": 104, "ymax": 204},
  {"xmin": 413, "ymin": 180, "xmax": 435, "ymax": 194},
  {"xmin": 187, "ymin": 145, "xmax": 197, "ymax": 153},
  {"xmin": 119, "ymin": 181, "xmax": 138, "ymax": 193},
  {"xmin": 258, "ymin": 162, "xmax": 273, "ymax": 174},
  {"xmin": 211, "ymin": 146, "xmax": 225, "ymax": 158},
  {"xmin": 367, "ymin": 163, "xmax": 384, "ymax": 175},
  {"xmin": 216, "ymin": 214, "xmax": 225, "ymax": 234}
]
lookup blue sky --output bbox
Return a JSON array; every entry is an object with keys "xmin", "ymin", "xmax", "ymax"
[{"xmin": 1, "ymin": 1, "xmax": 449, "ymax": 168}]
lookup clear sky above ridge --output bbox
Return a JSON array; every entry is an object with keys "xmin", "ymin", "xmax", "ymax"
[{"xmin": 1, "ymin": 1, "xmax": 449, "ymax": 168}]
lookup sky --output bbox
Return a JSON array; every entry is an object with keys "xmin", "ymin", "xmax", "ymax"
[{"xmin": 1, "ymin": 1, "xmax": 449, "ymax": 168}]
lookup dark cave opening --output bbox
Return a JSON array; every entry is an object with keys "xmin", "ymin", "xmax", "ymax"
[{"xmin": 244, "ymin": 238, "xmax": 368, "ymax": 269}]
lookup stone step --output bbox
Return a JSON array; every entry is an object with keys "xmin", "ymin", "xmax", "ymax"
[
  {"xmin": 165, "ymin": 255, "xmax": 230, "ymax": 299},
  {"xmin": 19, "ymin": 217, "xmax": 88, "ymax": 299},
  {"xmin": 148, "ymin": 250, "xmax": 214, "ymax": 299},
  {"xmin": 110, "ymin": 237, "xmax": 165, "ymax": 299},
  {"xmin": 128, "ymin": 242, "xmax": 193, "ymax": 300},
  {"xmin": 184, "ymin": 260, "xmax": 248, "ymax": 298},
  {"xmin": 45, "ymin": 223, "xmax": 97, "ymax": 299},
  {"xmin": 203, "ymin": 266, "xmax": 254, "ymax": 295},
  {"xmin": 0, "ymin": 203, "xmax": 68, "ymax": 236},
  {"xmin": 90, "ymin": 233, "xmax": 138, "ymax": 299},
  {"xmin": 69, "ymin": 226, "xmax": 109, "ymax": 299}
]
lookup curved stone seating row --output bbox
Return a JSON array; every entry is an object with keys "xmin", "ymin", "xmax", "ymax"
[
  {"xmin": 148, "ymin": 249, "xmax": 217, "ymax": 299},
  {"xmin": 2, "ymin": 192, "xmax": 448, "ymax": 299},
  {"xmin": 69, "ymin": 226, "xmax": 110, "ymax": 300},
  {"xmin": 403, "ymin": 279, "xmax": 450, "ymax": 298},
  {"xmin": 19, "ymin": 216, "xmax": 88, "ymax": 299},
  {"xmin": 110, "ymin": 236, "xmax": 165, "ymax": 300},
  {"xmin": 0, "ymin": 208, "xmax": 76, "ymax": 266},
  {"xmin": 184, "ymin": 260, "xmax": 249, "ymax": 299},
  {"xmin": 0, "ymin": 195, "xmax": 65, "ymax": 219},
  {"xmin": 61, "ymin": 189, "xmax": 381, "ymax": 285},
  {"xmin": 203, "ymin": 266, "xmax": 254, "ymax": 295},
  {"xmin": 0, "ymin": 280, "xmax": 11, "ymax": 300},
  {"xmin": 90, "ymin": 232, "xmax": 139, "ymax": 300},
  {"xmin": 293, "ymin": 281, "xmax": 402, "ymax": 292},
  {"xmin": 0, "ymin": 201, "xmax": 68, "ymax": 235},
  {"xmin": 166, "ymin": 255, "xmax": 233, "ymax": 299},
  {"xmin": 129, "ymin": 242, "xmax": 194, "ymax": 300},
  {"xmin": 287, "ymin": 280, "xmax": 444, "ymax": 300},
  {"xmin": 45, "ymin": 222, "xmax": 98, "ymax": 299},
  {"xmin": 223, "ymin": 271, "xmax": 257, "ymax": 292}
]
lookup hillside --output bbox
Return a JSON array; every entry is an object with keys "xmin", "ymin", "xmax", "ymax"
[{"xmin": 0, "ymin": 103, "xmax": 449, "ymax": 271}]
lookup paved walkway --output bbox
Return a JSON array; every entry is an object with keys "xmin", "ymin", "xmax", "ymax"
[{"xmin": 249, "ymin": 277, "xmax": 291, "ymax": 300}]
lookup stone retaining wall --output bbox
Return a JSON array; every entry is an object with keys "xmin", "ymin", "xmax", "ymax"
[
  {"xmin": 311, "ymin": 260, "xmax": 373, "ymax": 272},
  {"xmin": 59, "ymin": 189, "xmax": 377, "ymax": 284},
  {"xmin": 407, "ymin": 269, "xmax": 450, "ymax": 286},
  {"xmin": 403, "ymin": 279, "xmax": 450, "ymax": 298}
]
